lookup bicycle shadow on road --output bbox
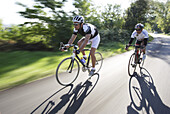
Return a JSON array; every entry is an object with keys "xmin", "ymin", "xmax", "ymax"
[
  {"xmin": 30, "ymin": 84, "xmax": 73, "ymax": 114},
  {"xmin": 31, "ymin": 73, "xmax": 100, "ymax": 114},
  {"xmin": 127, "ymin": 68, "xmax": 170, "ymax": 114}
]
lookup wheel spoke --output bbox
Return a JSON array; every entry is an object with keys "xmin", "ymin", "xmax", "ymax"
[{"xmin": 56, "ymin": 57, "xmax": 80, "ymax": 86}]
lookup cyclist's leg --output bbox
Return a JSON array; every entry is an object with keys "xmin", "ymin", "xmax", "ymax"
[
  {"xmin": 90, "ymin": 34, "xmax": 100, "ymax": 72},
  {"xmin": 135, "ymin": 40, "xmax": 142, "ymax": 63},
  {"xmin": 141, "ymin": 41, "xmax": 146, "ymax": 54},
  {"xmin": 90, "ymin": 47, "xmax": 96, "ymax": 68}
]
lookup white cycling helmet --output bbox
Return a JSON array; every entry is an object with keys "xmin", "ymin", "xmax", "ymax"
[
  {"xmin": 135, "ymin": 23, "xmax": 144, "ymax": 30},
  {"xmin": 73, "ymin": 15, "xmax": 84, "ymax": 23}
]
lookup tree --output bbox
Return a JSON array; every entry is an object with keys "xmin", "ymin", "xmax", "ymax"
[
  {"xmin": 146, "ymin": 0, "xmax": 170, "ymax": 33},
  {"xmin": 155, "ymin": 0, "xmax": 170, "ymax": 33},
  {"xmin": 0, "ymin": 19, "xmax": 2, "ymax": 30},
  {"xmin": 0, "ymin": 19, "xmax": 3, "ymax": 38},
  {"xmin": 16, "ymin": 0, "xmax": 72, "ymax": 48},
  {"xmin": 73, "ymin": 0, "xmax": 92, "ymax": 17},
  {"xmin": 101, "ymin": 4, "xmax": 124, "ymax": 29},
  {"xmin": 124, "ymin": 0, "xmax": 149, "ymax": 32},
  {"xmin": 72, "ymin": 0, "xmax": 99, "ymax": 24}
]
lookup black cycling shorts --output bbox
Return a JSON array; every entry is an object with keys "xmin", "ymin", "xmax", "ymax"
[{"xmin": 135, "ymin": 40, "xmax": 144, "ymax": 46}]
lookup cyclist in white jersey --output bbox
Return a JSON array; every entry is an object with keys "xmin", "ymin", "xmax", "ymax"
[
  {"xmin": 126, "ymin": 23, "xmax": 149, "ymax": 59},
  {"xmin": 64, "ymin": 15, "xmax": 100, "ymax": 76}
]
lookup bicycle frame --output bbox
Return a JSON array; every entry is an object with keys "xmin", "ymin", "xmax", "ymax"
[
  {"xmin": 74, "ymin": 49, "xmax": 91, "ymax": 69},
  {"xmin": 62, "ymin": 43, "xmax": 92, "ymax": 73},
  {"xmin": 134, "ymin": 46, "xmax": 142, "ymax": 63},
  {"xmin": 127, "ymin": 44, "xmax": 143, "ymax": 64}
]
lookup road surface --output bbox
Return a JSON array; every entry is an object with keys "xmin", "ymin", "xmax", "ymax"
[{"xmin": 0, "ymin": 33, "xmax": 170, "ymax": 114}]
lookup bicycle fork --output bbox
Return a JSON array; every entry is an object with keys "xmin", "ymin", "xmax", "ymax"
[
  {"xmin": 67, "ymin": 59, "xmax": 74, "ymax": 73},
  {"xmin": 135, "ymin": 50, "xmax": 140, "ymax": 64},
  {"xmin": 66, "ymin": 52, "xmax": 76, "ymax": 73}
]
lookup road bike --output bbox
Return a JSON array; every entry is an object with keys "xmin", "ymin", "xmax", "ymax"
[
  {"xmin": 126, "ymin": 45, "xmax": 145, "ymax": 76},
  {"xmin": 56, "ymin": 42, "xmax": 103, "ymax": 86}
]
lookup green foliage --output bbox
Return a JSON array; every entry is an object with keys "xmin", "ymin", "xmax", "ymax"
[
  {"xmin": 1, "ymin": 0, "xmax": 168, "ymax": 52},
  {"xmin": 1, "ymin": 24, "xmax": 46, "ymax": 43},
  {"xmin": 47, "ymin": 13, "xmax": 73, "ymax": 47},
  {"xmin": 98, "ymin": 4, "xmax": 128, "ymax": 44},
  {"xmin": 99, "ymin": 28, "xmax": 130, "ymax": 44},
  {"xmin": 0, "ymin": 19, "xmax": 4, "ymax": 38},
  {"xmin": 155, "ymin": 0, "xmax": 170, "ymax": 33},
  {"xmin": 72, "ymin": 0, "xmax": 102, "ymax": 28},
  {"xmin": 15, "ymin": 0, "xmax": 72, "ymax": 48},
  {"xmin": 146, "ymin": 0, "xmax": 170, "ymax": 33},
  {"xmin": 124, "ymin": 0, "xmax": 149, "ymax": 32},
  {"xmin": 73, "ymin": 0, "xmax": 92, "ymax": 17},
  {"xmin": 1, "ymin": 0, "xmax": 130, "ymax": 51},
  {"xmin": 0, "ymin": 19, "xmax": 2, "ymax": 29},
  {"xmin": 101, "ymin": 4, "xmax": 124, "ymax": 29}
]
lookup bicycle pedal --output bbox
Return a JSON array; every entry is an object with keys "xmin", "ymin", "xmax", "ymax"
[
  {"xmin": 132, "ymin": 64, "xmax": 136, "ymax": 67},
  {"xmin": 82, "ymin": 67, "xmax": 87, "ymax": 72}
]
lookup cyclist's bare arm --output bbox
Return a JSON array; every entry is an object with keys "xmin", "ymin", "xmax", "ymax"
[
  {"xmin": 68, "ymin": 34, "xmax": 77, "ymax": 45},
  {"xmin": 79, "ymin": 34, "xmax": 91, "ymax": 52},
  {"xmin": 60, "ymin": 34, "xmax": 77, "ymax": 51}
]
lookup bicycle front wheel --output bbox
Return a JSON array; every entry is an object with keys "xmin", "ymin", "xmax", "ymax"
[
  {"xmin": 128, "ymin": 53, "xmax": 136, "ymax": 76},
  {"xmin": 56, "ymin": 57, "xmax": 80, "ymax": 86}
]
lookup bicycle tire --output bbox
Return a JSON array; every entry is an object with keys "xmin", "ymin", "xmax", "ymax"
[
  {"xmin": 128, "ymin": 53, "xmax": 137, "ymax": 76},
  {"xmin": 91, "ymin": 52, "xmax": 103, "ymax": 73},
  {"xmin": 56, "ymin": 57, "xmax": 80, "ymax": 86}
]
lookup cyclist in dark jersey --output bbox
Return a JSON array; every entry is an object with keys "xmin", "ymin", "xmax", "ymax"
[{"xmin": 66, "ymin": 15, "xmax": 100, "ymax": 76}]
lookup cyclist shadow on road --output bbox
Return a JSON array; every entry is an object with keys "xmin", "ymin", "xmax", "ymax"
[
  {"xmin": 30, "ymin": 84, "xmax": 73, "ymax": 114},
  {"xmin": 31, "ymin": 73, "xmax": 100, "ymax": 114},
  {"xmin": 127, "ymin": 68, "xmax": 170, "ymax": 114}
]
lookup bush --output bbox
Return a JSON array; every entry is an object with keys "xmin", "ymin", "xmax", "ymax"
[{"xmin": 99, "ymin": 28, "xmax": 130, "ymax": 44}]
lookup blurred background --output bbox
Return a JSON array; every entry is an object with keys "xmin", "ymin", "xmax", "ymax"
[{"xmin": 0, "ymin": 0, "xmax": 169, "ymax": 90}]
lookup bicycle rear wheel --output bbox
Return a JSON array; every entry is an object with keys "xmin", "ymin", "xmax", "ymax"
[
  {"xmin": 56, "ymin": 57, "xmax": 80, "ymax": 86},
  {"xmin": 128, "ymin": 53, "xmax": 137, "ymax": 76},
  {"xmin": 89, "ymin": 52, "xmax": 103, "ymax": 73},
  {"xmin": 95, "ymin": 52, "xmax": 103, "ymax": 72}
]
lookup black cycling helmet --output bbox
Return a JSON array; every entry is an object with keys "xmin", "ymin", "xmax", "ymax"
[
  {"xmin": 73, "ymin": 15, "xmax": 84, "ymax": 23},
  {"xmin": 135, "ymin": 23, "xmax": 144, "ymax": 31}
]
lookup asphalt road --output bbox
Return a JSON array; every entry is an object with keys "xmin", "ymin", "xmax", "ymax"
[{"xmin": 0, "ymin": 34, "xmax": 170, "ymax": 114}]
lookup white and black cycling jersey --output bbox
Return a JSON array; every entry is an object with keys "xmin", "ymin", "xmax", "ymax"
[
  {"xmin": 73, "ymin": 23, "xmax": 98, "ymax": 39},
  {"xmin": 131, "ymin": 29, "xmax": 149, "ymax": 41}
]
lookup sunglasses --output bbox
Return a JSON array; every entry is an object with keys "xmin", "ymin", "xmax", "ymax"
[
  {"xmin": 136, "ymin": 29, "xmax": 141, "ymax": 31},
  {"xmin": 73, "ymin": 23, "xmax": 79, "ymax": 26}
]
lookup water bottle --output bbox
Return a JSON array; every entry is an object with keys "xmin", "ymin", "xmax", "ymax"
[{"xmin": 81, "ymin": 57, "xmax": 86, "ymax": 64}]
